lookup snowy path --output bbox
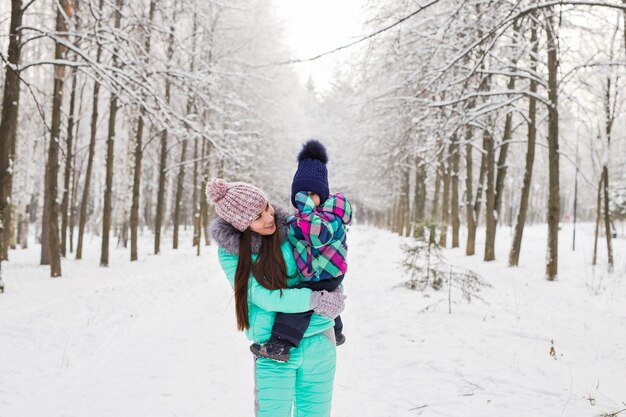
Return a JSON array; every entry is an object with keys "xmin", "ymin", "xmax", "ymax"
[{"xmin": 1, "ymin": 226, "xmax": 624, "ymax": 417}]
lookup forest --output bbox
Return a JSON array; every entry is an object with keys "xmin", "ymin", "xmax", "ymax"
[{"xmin": 0, "ymin": 0, "xmax": 624, "ymax": 280}]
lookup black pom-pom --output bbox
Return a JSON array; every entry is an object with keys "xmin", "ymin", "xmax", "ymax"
[{"xmin": 297, "ymin": 139, "xmax": 328, "ymax": 164}]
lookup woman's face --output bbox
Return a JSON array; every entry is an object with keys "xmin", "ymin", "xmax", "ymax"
[{"xmin": 248, "ymin": 202, "xmax": 276, "ymax": 236}]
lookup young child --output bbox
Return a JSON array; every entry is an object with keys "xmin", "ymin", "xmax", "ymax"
[{"xmin": 251, "ymin": 140, "xmax": 351, "ymax": 362}]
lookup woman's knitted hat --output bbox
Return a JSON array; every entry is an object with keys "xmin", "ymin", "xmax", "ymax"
[
  {"xmin": 206, "ymin": 179, "xmax": 268, "ymax": 232},
  {"xmin": 291, "ymin": 140, "xmax": 329, "ymax": 207}
]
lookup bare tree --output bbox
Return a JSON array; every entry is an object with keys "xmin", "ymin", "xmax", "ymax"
[
  {"xmin": 450, "ymin": 134, "xmax": 460, "ymax": 248},
  {"xmin": 483, "ymin": 118, "xmax": 496, "ymax": 261},
  {"xmin": 130, "ymin": 0, "xmax": 156, "ymax": 261},
  {"xmin": 60, "ymin": 64, "xmax": 79, "ymax": 257},
  {"xmin": 439, "ymin": 144, "xmax": 451, "ymax": 247},
  {"xmin": 509, "ymin": 17, "xmax": 539, "ymax": 267},
  {"xmin": 0, "ymin": 0, "xmax": 25, "ymax": 271},
  {"xmin": 100, "ymin": 0, "xmax": 123, "ymax": 267},
  {"xmin": 154, "ymin": 18, "xmax": 176, "ymax": 255},
  {"xmin": 76, "ymin": 0, "xmax": 105, "ymax": 260},
  {"xmin": 597, "ymin": 20, "xmax": 621, "ymax": 271},
  {"xmin": 545, "ymin": 10, "xmax": 560, "ymax": 280},
  {"xmin": 42, "ymin": 0, "xmax": 75, "ymax": 276},
  {"xmin": 173, "ymin": 16, "xmax": 197, "ymax": 250}
]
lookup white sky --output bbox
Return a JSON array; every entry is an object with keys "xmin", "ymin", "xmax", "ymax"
[{"xmin": 271, "ymin": 0, "xmax": 367, "ymax": 93}]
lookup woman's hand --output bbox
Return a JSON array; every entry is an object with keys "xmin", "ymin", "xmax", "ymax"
[{"xmin": 311, "ymin": 287, "xmax": 346, "ymax": 319}]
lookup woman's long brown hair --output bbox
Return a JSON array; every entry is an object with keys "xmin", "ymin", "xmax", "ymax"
[{"xmin": 233, "ymin": 228, "xmax": 289, "ymax": 331}]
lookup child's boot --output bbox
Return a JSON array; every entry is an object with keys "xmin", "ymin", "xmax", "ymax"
[{"xmin": 250, "ymin": 339, "xmax": 291, "ymax": 362}]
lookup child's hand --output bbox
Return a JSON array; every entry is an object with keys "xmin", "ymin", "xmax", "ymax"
[{"xmin": 319, "ymin": 193, "xmax": 352, "ymax": 225}]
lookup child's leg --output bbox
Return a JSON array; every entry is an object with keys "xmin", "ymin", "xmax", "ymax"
[
  {"xmin": 295, "ymin": 276, "xmax": 346, "ymax": 340},
  {"xmin": 261, "ymin": 275, "xmax": 346, "ymax": 356},
  {"xmin": 271, "ymin": 312, "xmax": 313, "ymax": 348},
  {"xmin": 333, "ymin": 315, "xmax": 343, "ymax": 335}
]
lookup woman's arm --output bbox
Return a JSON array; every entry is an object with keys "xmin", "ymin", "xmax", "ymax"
[{"xmin": 217, "ymin": 247, "xmax": 315, "ymax": 313}]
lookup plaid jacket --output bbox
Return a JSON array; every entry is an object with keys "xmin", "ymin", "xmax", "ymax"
[{"xmin": 288, "ymin": 191, "xmax": 352, "ymax": 282}]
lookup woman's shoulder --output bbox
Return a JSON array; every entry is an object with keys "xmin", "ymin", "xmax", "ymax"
[{"xmin": 210, "ymin": 217, "xmax": 241, "ymax": 255}]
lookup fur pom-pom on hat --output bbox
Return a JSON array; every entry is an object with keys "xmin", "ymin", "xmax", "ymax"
[
  {"xmin": 297, "ymin": 139, "xmax": 328, "ymax": 164},
  {"xmin": 206, "ymin": 178, "xmax": 229, "ymax": 203},
  {"xmin": 291, "ymin": 139, "xmax": 330, "ymax": 208}
]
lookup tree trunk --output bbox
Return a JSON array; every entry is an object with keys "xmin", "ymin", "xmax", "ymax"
[
  {"xmin": 431, "ymin": 149, "xmax": 443, "ymax": 220},
  {"xmin": 402, "ymin": 168, "xmax": 411, "ymax": 237},
  {"xmin": 0, "ymin": 0, "xmax": 24, "ymax": 270},
  {"xmin": 592, "ymin": 176, "xmax": 602, "ymax": 266},
  {"xmin": 130, "ymin": 0, "xmax": 156, "ymax": 261},
  {"xmin": 600, "ymin": 70, "xmax": 616, "ymax": 271},
  {"xmin": 201, "ymin": 143, "xmax": 213, "ymax": 248},
  {"xmin": 450, "ymin": 134, "xmax": 460, "ymax": 248},
  {"xmin": 100, "ymin": 0, "xmax": 122, "ymax": 267},
  {"xmin": 395, "ymin": 169, "xmax": 409, "ymax": 236},
  {"xmin": 485, "ymin": 22, "xmax": 522, "ymax": 261},
  {"xmin": 154, "ymin": 23, "xmax": 175, "ymax": 255},
  {"xmin": 467, "ymin": 128, "xmax": 488, "ymax": 256},
  {"xmin": 69, "ymin": 73, "xmax": 83, "ymax": 254},
  {"xmin": 203, "ymin": 194, "xmax": 211, "ymax": 246},
  {"xmin": 69, "ymin": 139, "xmax": 81, "ymax": 253},
  {"xmin": 100, "ymin": 92, "xmax": 118, "ymax": 266},
  {"xmin": 494, "ymin": 20, "xmax": 521, "ymax": 220},
  {"xmin": 199, "ymin": 180, "xmax": 208, "ymax": 252},
  {"xmin": 2, "ymin": 93, "xmax": 20, "ymax": 259},
  {"xmin": 192, "ymin": 137, "xmax": 200, "ymax": 248},
  {"xmin": 42, "ymin": 0, "xmax": 74, "ymax": 276},
  {"xmin": 464, "ymin": 125, "xmax": 476, "ymax": 255},
  {"xmin": 60, "ymin": 65, "xmax": 78, "ymax": 257},
  {"xmin": 2, "ymin": 125, "xmax": 18, "ymax": 261},
  {"xmin": 173, "ymin": 138, "xmax": 188, "ymax": 249},
  {"xmin": 154, "ymin": 135, "xmax": 168, "ymax": 253},
  {"xmin": 117, "ymin": 222, "xmax": 128, "ymax": 248},
  {"xmin": 173, "ymin": 16, "xmax": 196, "ymax": 250},
  {"xmin": 130, "ymin": 115, "xmax": 144, "ymax": 261},
  {"xmin": 439, "ymin": 146, "xmax": 451, "ymax": 247},
  {"xmin": 195, "ymin": 138, "xmax": 206, "ymax": 255},
  {"xmin": 509, "ymin": 19, "xmax": 538, "ymax": 267},
  {"xmin": 545, "ymin": 13, "xmax": 560, "ymax": 280},
  {"xmin": 601, "ymin": 167, "xmax": 613, "ymax": 269},
  {"xmin": 76, "ymin": 0, "xmax": 104, "ymax": 260},
  {"xmin": 18, "ymin": 204, "xmax": 29, "ymax": 249},
  {"xmin": 465, "ymin": 3, "xmax": 490, "ymax": 257},
  {"xmin": 494, "ymin": 112, "xmax": 513, "ymax": 220},
  {"xmin": 412, "ymin": 158, "xmax": 426, "ymax": 237},
  {"xmin": 484, "ymin": 122, "xmax": 496, "ymax": 261}
]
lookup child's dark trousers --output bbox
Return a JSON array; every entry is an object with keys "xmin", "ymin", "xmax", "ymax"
[{"xmin": 270, "ymin": 276, "xmax": 344, "ymax": 347}]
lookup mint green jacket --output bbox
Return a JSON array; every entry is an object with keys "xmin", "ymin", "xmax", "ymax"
[{"xmin": 217, "ymin": 241, "xmax": 335, "ymax": 343}]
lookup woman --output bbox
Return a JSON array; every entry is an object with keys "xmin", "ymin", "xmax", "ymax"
[{"xmin": 207, "ymin": 178, "xmax": 345, "ymax": 417}]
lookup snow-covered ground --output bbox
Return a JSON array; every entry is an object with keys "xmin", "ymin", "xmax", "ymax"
[{"xmin": 0, "ymin": 223, "xmax": 624, "ymax": 417}]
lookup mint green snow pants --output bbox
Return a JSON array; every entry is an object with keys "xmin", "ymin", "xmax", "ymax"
[{"xmin": 254, "ymin": 330, "xmax": 336, "ymax": 417}]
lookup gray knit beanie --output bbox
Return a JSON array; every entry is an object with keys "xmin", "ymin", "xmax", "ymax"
[{"xmin": 206, "ymin": 179, "xmax": 268, "ymax": 232}]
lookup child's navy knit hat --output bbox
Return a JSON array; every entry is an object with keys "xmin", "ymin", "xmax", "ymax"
[{"xmin": 291, "ymin": 140, "xmax": 329, "ymax": 207}]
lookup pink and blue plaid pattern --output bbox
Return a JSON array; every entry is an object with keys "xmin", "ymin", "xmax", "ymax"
[{"xmin": 288, "ymin": 191, "xmax": 352, "ymax": 282}]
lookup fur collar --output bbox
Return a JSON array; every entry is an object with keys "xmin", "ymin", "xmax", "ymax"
[{"xmin": 209, "ymin": 203, "xmax": 291, "ymax": 255}]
